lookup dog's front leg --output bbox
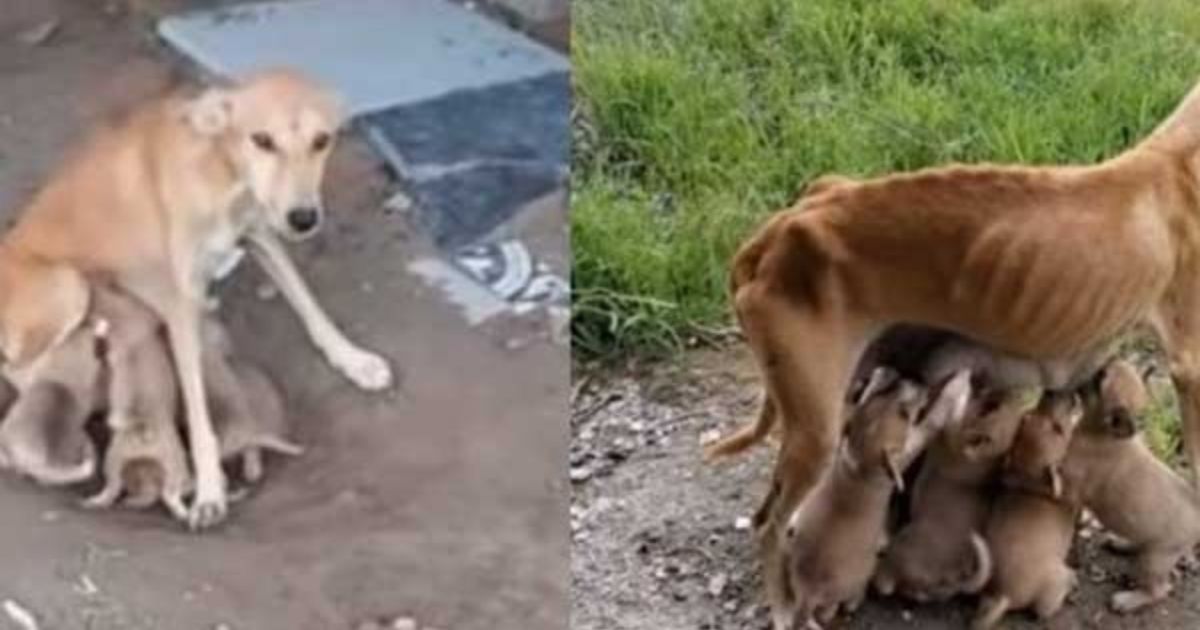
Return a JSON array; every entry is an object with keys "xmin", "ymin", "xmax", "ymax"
[
  {"xmin": 166, "ymin": 295, "xmax": 227, "ymax": 529},
  {"xmin": 1154, "ymin": 293, "xmax": 1200, "ymax": 486},
  {"xmin": 245, "ymin": 229, "xmax": 392, "ymax": 391}
]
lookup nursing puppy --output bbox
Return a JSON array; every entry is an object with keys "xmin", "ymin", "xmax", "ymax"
[
  {"xmin": 779, "ymin": 369, "xmax": 971, "ymax": 630},
  {"xmin": 202, "ymin": 319, "xmax": 303, "ymax": 483},
  {"xmin": 82, "ymin": 285, "xmax": 189, "ymax": 521},
  {"xmin": 974, "ymin": 392, "xmax": 1082, "ymax": 630},
  {"xmin": 1061, "ymin": 359, "xmax": 1200, "ymax": 612},
  {"xmin": 0, "ymin": 319, "xmax": 103, "ymax": 486},
  {"xmin": 873, "ymin": 384, "xmax": 1039, "ymax": 603}
]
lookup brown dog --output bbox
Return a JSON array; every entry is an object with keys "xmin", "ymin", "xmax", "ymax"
[
  {"xmin": 973, "ymin": 392, "xmax": 1082, "ymax": 629},
  {"xmin": 778, "ymin": 369, "xmax": 970, "ymax": 630},
  {"xmin": 0, "ymin": 69, "xmax": 392, "ymax": 529},
  {"xmin": 873, "ymin": 385, "xmax": 1039, "ymax": 603},
  {"xmin": 730, "ymin": 79, "xmax": 1200, "ymax": 600},
  {"xmin": 1061, "ymin": 359, "xmax": 1200, "ymax": 612}
]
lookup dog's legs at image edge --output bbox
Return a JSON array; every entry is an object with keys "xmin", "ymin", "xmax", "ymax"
[
  {"xmin": 246, "ymin": 229, "xmax": 392, "ymax": 391},
  {"xmin": 166, "ymin": 301, "xmax": 227, "ymax": 528}
]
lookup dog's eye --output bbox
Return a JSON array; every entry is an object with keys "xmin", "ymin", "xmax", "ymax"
[
  {"xmin": 251, "ymin": 132, "xmax": 277, "ymax": 153},
  {"xmin": 312, "ymin": 132, "xmax": 331, "ymax": 153}
]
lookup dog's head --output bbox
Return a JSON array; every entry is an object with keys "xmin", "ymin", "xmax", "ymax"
[
  {"xmin": 1079, "ymin": 358, "xmax": 1150, "ymax": 440},
  {"xmin": 950, "ymin": 384, "xmax": 1041, "ymax": 461},
  {"xmin": 1004, "ymin": 391, "xmax": 1082, "ymax": 498},
  {"xmin": 186, "ymin": 68, "xmax": 344, "ymax": 241}
]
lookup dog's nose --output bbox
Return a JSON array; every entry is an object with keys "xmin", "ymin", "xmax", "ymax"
[{"xmin": 286, "ymin": 207, "xmax": 321, "ymax": 234}]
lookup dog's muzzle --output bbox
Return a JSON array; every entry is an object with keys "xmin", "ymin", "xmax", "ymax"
[{"xmin": 286, "ymin": 206, "xmax": 322, "ymax": 236}]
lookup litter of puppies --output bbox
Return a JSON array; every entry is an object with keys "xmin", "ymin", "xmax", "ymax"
[
  {"xmin": 710, "ymin": 330, "xmax": 1199, "ymax": 629},
  {"xmin": 0, "ymin": 282, "xmax": 302, "ymax": 525}
]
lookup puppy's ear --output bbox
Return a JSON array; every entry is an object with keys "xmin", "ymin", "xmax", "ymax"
[
  {"xmin": 922, "ymin": 369, "xmax": 972, "ymax": 428},
  {"xmin": 186, "ymin": 88, "xmax": 234, "ymax": 136},
  {"xmin": 1045, "ymin": 465, "xmax": 1063, "ymax": 499},
  {"xmin": 883, "ymin": 452, "xmax": 905, "ymax": 492}
]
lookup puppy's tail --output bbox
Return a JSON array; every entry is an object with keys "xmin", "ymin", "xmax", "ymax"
[
  {"xmin": 703, "ymin": 396, "xmax": 776, "ymax": 461},
  {"xmin": 964, "ymin": 531, "xmax": 993, "ymax": 594},
  {"xmin": 257, "ymin": 436, "xmax": 305, "ymax": 456},
  {"xmin": 972, "ymin": 594, "xmax": 1009, "ymax": 630}
]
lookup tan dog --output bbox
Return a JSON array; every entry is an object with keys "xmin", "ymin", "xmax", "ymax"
[
  {"xmin": 0, "ymin": 320, "xmax": 102, "ymax": 486},
  {"xmin": 873, "ymin": 385, "xmax": 1039, "ymax": 603},
  {"xmin": 82, "ymin": 284, "xmax": 189, "ymax": 521},
  {"xmin": 974, "ymin": 392, "xmax": 1082, "ymax": 630},
  {"xmin": 0, "ymin": 69, "xmax": 392, "ymax": 529},
  {"xmin": 778, "ymin": 369, "xmax": 970, "ymax": 630},
  {"xmin": 1061, "ymin": 359, "xmax": 1200, "ymax": 612}
]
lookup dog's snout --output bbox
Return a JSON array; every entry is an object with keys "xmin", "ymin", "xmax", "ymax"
[{"xmin": 287, "ymin": 207, "xmax": 321, "ymax": 234}]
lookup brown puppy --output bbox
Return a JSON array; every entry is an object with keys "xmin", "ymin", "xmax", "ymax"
[
  {"xmin": 1061, "ymin": 359, "xmax": 1200, "ymax": 612},
  {"xmin": 82, "ymin": 285, "xmax": 189, "ymax": 521},
  {"xmin": 731, "ymin": 78, "xmax": 1200, "ymax": 582},
  {"xmin": 0, "ymin": 319, "xmax": 103, "ymax": 486},
  {"xmin": 873, "ymin": 385, "xmax": 1040, "ymax": 603},
  {"xmin": 202, "ymin": 320, "xmax": 303, "ymax": 483},
  {"xmin": 974, "ymin": 392, "xmax": 1082, "ymax": 630},
  {"xmin": 778, "ymin": 369, "xmax": 971, "ymax": 630}
]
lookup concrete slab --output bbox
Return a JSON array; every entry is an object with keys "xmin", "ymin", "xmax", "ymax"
[{"xmin": 157, "ymin": 0, "xmax": 568, "ymax": 115}]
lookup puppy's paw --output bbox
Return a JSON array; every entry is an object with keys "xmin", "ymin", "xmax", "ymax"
[
  {"xmin": 334, "ymin": 347, "xmax": 393, "ymax": 391},
  {"xmin": 1110, "ymin": 589, "xmax": 1155, "ymax": 613}
]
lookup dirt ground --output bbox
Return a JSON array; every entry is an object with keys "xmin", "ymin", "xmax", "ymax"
[
  {"xmin": 0, "ymin": 2, "xmax": 567, "ymax": 629},
  {"xmin": 570, "ymin": 347, "xmax": 1200, "ymax": 630}
]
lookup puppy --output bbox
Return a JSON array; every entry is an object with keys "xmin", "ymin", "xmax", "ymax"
[
  {"xmin": 873, "ymin": 385, "xmax": 1040, "ymax": 602},
  {"xmin": 779, "ymin": 368, "xmax": 971, "ymax": 630},
  {"xmin": 0, "ymin": 319, "xmax": 103, "ymax": 486},
  {"xmin": 1061, "ymin": 359, "xmax": 1200, "ymax": 612},
  {"xmin": 973, "ymin": 392, "xmax": 1082, "ymax": 630},
  {"xmin": 202, "ymin": 319, "xmax": 303, "ymax": 483},
  {"xmin": 82, "ymin": 285, "xmax": 189, "ymax": 521}
]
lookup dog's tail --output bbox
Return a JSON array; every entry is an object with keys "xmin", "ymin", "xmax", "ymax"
[
  {"xmin": 703, "ymin": 396, "xmax": 776, "ymax": 461},
  {"xmin": 964, "ymin": 530, "xmax": 993, "ymax": 594}
]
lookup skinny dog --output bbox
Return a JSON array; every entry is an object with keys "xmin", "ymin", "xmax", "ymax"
[
  {"xmin": 0, "ymin": 69, "xmax": 392, "ymax": 529},
  {"xmin": 1060, "ymin": 359, "xmax": 1200, "ymax": 613},
  {"xmin": 779, "ymin": 368, "xmax": 970, "ymax": 630},
  {"xmin": 974, "ymin": 392, "xmax": 1082, "ymax": 630},
  {"xmin": 729, "ymin": 77, "xmax": 1200, "ymax": 605}
]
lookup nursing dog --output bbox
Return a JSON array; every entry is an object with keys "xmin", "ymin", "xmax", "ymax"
[{"xmin": 0, "ymin": 69, "xmax": 392, "ymax": 529}]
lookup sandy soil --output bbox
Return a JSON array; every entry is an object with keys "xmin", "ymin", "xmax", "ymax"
[
  {"xmin": 570, "ymin": 347, "xmax": 1200, "ymax": 630},
  {"xmin": 0, "ymin": 2, "xmax": 567, "ymax": 629}
]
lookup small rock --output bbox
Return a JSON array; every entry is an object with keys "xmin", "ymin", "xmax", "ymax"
[
  {"xmin": 255, "ymin": 283, "xmax": 278, "ymax": 300},
  {"xmin": 699, "ymin": 429, "xmax": 721, "ymax": 445},
  {"xmin": 901, "ymin": 610, "xmax": 913, "ymax": 622},
  {"xmin": 361, "ymin": 281, "xmax": 375, "ymax": 294},
  {"xmin": 734, "ymin": 516, "xmax": 752, "ymax": 531},
  {"xmin": 17, "ymin": 19, "xmax": 59, "ymax": 46},
  {"xmin": 214, "ymin": 625, "xmax": 232, "ymax": 630},
  {"xmin": 40, "ymin": 511, "xmax": 60, "ymax": 522},
  {"xmin": 391, "ymin": 618, "xmax": 418, "ymax": 630},
  {"xmin": 707, "ymin": 573, "xmax": 728, "ymax": 597},
  {"xmin": 569, "ymin": 466, "xmax": 592, "ymax": 483}
]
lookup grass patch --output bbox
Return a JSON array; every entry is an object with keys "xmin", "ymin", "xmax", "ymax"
[{"xmin": 573, "ymin": 0, "xmax": 1200, "ymax": 359}]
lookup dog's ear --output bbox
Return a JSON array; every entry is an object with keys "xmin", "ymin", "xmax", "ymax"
[{"xmin": 186, "ymin": 88, "xmax": 234, "ymax": 136}]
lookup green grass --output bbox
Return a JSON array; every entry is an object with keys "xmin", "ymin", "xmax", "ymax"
[{"xmin": 572, "ymin": 0, "xmax": 1200, "ymax": 359}]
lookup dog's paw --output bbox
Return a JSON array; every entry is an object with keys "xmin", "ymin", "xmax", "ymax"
[
  {"xmin": 335, "ymin": 347, "xmax": 393, "ymax": 391},
  {"xmin": 187, "ymin": 482, "xmax": 228, "ymax": 531}
]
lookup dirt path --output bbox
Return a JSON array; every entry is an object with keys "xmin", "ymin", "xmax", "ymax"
[
  {"xmin": 570, "ymin": 347, "xmax": 1200, "ymax": 630},
  {"xmin": 0, "ymin": 3, "xmax": 567, "ymax": 629}
]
